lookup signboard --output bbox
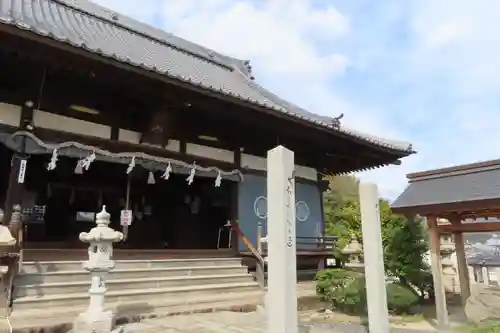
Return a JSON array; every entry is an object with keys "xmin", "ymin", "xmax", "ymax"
[
  {"xmin": 120, "ymin": 210, "xmax": 133, "ymax": 226},
  {"xmin": 17, "ymin": 159, "xmax": 27, "ymax": 184},
  {"xmin": 326, "ymin": 258, "xmax": 336, "ymax": 267}
]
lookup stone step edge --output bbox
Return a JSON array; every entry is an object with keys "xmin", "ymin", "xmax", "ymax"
[
  {"xmin": 21, "ymin": 257, "xmax": 241, "ymax": 265},
  {"xmin": 10, "ymin": 291, "xmax": 264, "ymax": 331},
  {"xmin": 13, "ymin": 281, "xmax": 261, "ymax": 303},
  {"xmin": 15, "ymin": 273, "xmax": 252, "ymax": 289},
  {"xmin": 11, "ymin": 289, "xmax": 264, "ymax": 320},
  {"xmin": 18, "ymin": 264, "xmax": 245, "ymax": 277}
]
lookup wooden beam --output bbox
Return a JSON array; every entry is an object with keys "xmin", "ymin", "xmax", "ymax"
[{"xmin": 437, "ymin": 221, "xmax": 500, "ymax": 234}]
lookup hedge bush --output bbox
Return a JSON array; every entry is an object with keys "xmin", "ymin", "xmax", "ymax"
[
  {"xmin": 315, "ymin": 269, "xmax": 420, "ymax": 315},
  {"xmin": 315, "ymin": 269, "xmax": 363, "ymax": 300},
  {"xmin": 385, "ymin": 282, "xmax": 419, "ymax": 314},
  {"xmin": 472, "ymin": 322, "xmax": 500, "ymax": 333}
]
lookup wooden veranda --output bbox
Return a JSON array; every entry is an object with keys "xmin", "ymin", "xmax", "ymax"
[{"xmin": 392, "ymin": 159, "xmax": 500, "ymax": 328}]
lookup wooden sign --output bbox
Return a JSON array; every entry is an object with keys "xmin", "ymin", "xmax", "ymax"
[
  {"xmin": 120, "ymin": 210, "xmax": 133, "ymax": 226},
  {"xmin": 17, "ymin": 159, "xmax": 27, "ymax": 184}
]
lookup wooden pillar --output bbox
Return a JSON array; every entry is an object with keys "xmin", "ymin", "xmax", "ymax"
[
  {"xmin": 4, "ymin": 100, "xmax": 33, "ymax": 223},
  {"xmin": 3, "ymin": 156, "xmax": 22, "ymax": 223},
  {"xmin": 452, "ymin": 228, "xmax": 470, "ymax": 304},
  {"xmin": 229, "ymin": 182, "xmax": 239, "ymax": 252},
  {"xmin": 317, "ymin": 179, "xmax": 328, "ymax": 271},
  {"xmin": 427, "ymin": 215, "xmax": 449, "ymax": 329}
]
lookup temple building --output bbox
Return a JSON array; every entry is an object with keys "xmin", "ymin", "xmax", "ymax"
[
  {"xmin": 0, "ymin": 1, "xmax": 415, "ymax": 327},
  {"xmin": 0, "ymin": 0, "xmax": 414, "ymax": 257}
]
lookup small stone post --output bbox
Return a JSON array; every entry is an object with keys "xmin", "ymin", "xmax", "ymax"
[
  {"xmin": 73, "ymin": 206, "xmax": 123, "ymax": 333},
  {"xmin": 468, "ymin": 266, "xmax": 476, "ymax": 284},
  {"xmin": 481, "ymin": 265, "xmax": 490, "ymax": 285},
  {"xmin": 359, "ymin": 183, "xmax": 390, "ymax": 333},
  {"xmin": 266, "ymin": 146, "xmax": 297, "ymax": 333}
]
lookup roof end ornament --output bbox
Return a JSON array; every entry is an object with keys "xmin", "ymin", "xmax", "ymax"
[{"xmin": 331, "ymin": 113, "xmax": 344, "ymax": 128}]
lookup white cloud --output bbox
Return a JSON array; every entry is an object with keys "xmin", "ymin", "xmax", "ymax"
[
  {"xmin": 156, "ymin": 0, "xmax": 351, "ymax": 82},
  {"xmin": 424, "ymin": 23, "xmax": 466, "ymax": 48}
]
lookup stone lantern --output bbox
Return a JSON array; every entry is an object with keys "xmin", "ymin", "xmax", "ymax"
[
  {"xmin": 0, "ymin": 207, "xmax": 16, "ymax": 271},
  {"xmin": 0, "ymin": 208, "xmax": 16, "ymax": 330},
  {"xmin": 73, "ymin": 206, "xmax": 123, "ymax": 333},
  {"xmin": 342, "ymin": 238, "xmax": 363, "ymax": 264}
]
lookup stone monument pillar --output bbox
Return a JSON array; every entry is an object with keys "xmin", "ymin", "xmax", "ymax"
[
  {"xmin": 266, "ymin": 146, "xmax": 297, "ymax": 333},
  {"xmin": 359, "ymin": 183, "xmax": 390, "ymax": 333},
  {"xmin": 73, "ymin": 206, "xmax": 123, "ymax": 333}
]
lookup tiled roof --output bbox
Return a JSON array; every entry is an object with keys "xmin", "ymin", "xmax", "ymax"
[
  {"xmin": 0, "ymin": 0, "xmax": 414, "ymax": 154},
  {"xmin": 468, "ymin": 253, "xmax": 500, "ymax": 267},
  {"xmin": 392, "ymin": 161, "xmax": 500, "ymax": 211}
]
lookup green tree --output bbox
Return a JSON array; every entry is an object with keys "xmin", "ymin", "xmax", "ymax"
[{"xmin": 322, "ymin": 175, "xmax": 431, "ymax": 297}]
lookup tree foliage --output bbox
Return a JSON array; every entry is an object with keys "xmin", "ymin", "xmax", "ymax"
[{"xmin": 323, "ymin": 175, "xmax": 431, "ymax": 297}]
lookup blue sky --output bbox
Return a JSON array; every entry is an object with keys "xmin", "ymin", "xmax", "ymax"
[{"xmin": 94, "ymin": 0, "xmax": 500, "ymax": 199}]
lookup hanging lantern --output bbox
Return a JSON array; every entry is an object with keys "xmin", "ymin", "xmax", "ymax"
[
  {"xmin": 74, "ymin": 160, "xmax": 83, "ymax": 174},
  {"xmin": 147, "ymin": 171, "xmax": 156, "ymax": 184}
]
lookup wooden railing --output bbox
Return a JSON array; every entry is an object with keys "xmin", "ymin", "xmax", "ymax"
[
  {"xmin": 229, "ymin": 220, "xmax": 266, "ymax": 288},
  {"xmin": 297, "ymin": 236, "xmax": 337, "ymax": 250},
  {"xmin": 231, "ymin": 219, "xmax": 338, "ymax": 288}
]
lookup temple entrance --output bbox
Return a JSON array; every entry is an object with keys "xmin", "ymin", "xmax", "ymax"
[{"xmin": 20, "ymin": 154, "xmax": 234, "ymax": 250}]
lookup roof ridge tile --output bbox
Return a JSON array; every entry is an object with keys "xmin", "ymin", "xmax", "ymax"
[{"xmin": 52, "ymin": 0, "xmax": 237, "ymax": 70}]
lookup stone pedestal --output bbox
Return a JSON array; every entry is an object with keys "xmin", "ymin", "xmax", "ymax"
[
  {"xmin": 73, "ymin": 206, "xmax": 123, "ymax": 333},
  {"xmin": 0, "ymin": 209, "xmax": 16, "ymax": 330}
]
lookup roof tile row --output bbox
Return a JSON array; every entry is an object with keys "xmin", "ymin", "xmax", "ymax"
[{"xmin": 0, "ymin": 0, "xmax": 413, "ymax": 153}]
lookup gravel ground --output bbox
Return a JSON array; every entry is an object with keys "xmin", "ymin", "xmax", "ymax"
[{"xmin": 118, "ymin": 311, "xmax": 448, "ymax": 333}]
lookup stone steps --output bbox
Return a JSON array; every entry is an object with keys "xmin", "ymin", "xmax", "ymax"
[
  {"xmin": 13, "ymin": 281, "xmax": 260, "ymax": 310},
  {"xmin": 10, "ymin": 290, "xmax": 264, "ymax": 331},
  {"xmin": 15, "ymin": 273, "xmax": 255, "ymax": 297},
  {"xmin": 17, "ymin": 265, "xmax": 249, "ymax": 284},
  {"xmin": 11, "ymin": 257, "xmax": 262, "ymax": 329},
  {"xmin": 20, "ymin": 257, "xmax": 243, "ymax": 273}
]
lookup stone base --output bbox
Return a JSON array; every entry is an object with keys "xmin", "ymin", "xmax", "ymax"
[
  {"xmin": 0, "ymin": 318, "xmax": 12, "ymax": 332},
  {"xmin": 73, "ymin": 310, "xmax": 115, "ymax": 333}
]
